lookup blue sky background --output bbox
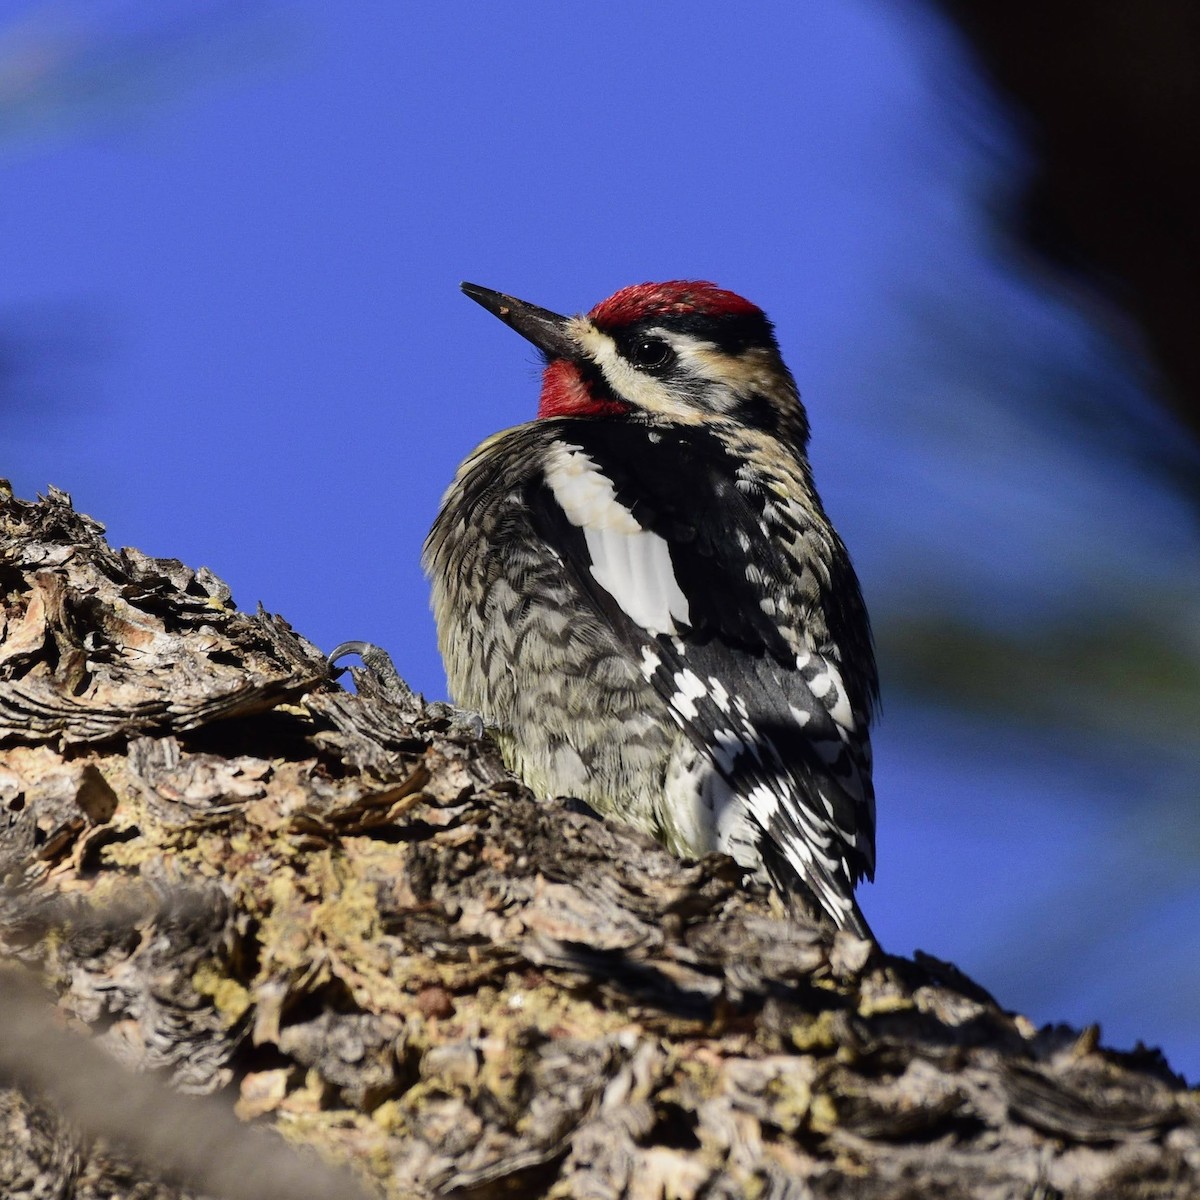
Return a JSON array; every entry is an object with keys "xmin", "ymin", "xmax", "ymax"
[{"xmin": 3, "ymin": 1, "xmax": 1198, "ymax": 1079}]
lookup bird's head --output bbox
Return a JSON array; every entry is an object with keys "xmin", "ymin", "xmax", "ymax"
[{"xmin": 461, "ymin": 280, "xmax": 809, "ymax": 447}]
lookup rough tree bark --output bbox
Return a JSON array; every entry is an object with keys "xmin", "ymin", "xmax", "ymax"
[{"xmin": 1, "ymin": 481, "xmax": 1196, "ymax": 1199}]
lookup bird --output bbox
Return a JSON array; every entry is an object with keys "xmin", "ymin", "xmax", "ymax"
[{"xmin": 423, "ymin": 280, "xmax": 879, "ymax": 938}]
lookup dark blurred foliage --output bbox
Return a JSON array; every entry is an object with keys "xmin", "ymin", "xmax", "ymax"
[
  {"xmin": 869, "ymin": 0, "xmax": 1200, "ymax": 1051},
  {"xmin": 935, "ymin": 0, "xmax": 1200, "ymax": 443},
  {"xmin": 891, "ymin": 609, "xmax": 1200, "ymax": 747},
  {"xmin": 895, "ymin": 0, "xmax": 1200, "ymax": 768}
]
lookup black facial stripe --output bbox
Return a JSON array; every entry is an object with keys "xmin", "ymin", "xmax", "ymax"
[
  {"xmin": 579, "ymin": 359, "xmax": 620, "ymax": 400},
  {"xmin": 614, "ymin": 311, "xmax": 777, "ymax": 357}
]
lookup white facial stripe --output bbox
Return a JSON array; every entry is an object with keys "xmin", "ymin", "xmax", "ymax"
[
  {"xmin": 574, "ymin": 322, "xmax": 690, "ymax": 417},
  {"xmin": 545, "ymin": 443, "xmax": 690, "ymax": 637}
]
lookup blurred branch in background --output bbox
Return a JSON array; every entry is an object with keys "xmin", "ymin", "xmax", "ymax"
[
  {"xmin": 0, "ymin": 968, "xmax": 372, "ymax": 1200},
  {"xmin": 890, "ymin": 605, "xmax": 1200, "ymax": 748},
  {"xmin": 0, "ymin": 0, "xmax": 283, "ymax": 155},
  {"xmin": 897, "ymin": 286, "xmax": 1200, "ymax": 522}
]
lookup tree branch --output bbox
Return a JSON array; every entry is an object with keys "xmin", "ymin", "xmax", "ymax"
[{"xmin": 1, "ymin": 481, "xmax": 1195, "ymax": 1198}]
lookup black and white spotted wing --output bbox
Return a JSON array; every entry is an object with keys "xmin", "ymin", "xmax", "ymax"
[{"xmin": 528, "ymin": 419, "xmax": 878, "ymax": 936}]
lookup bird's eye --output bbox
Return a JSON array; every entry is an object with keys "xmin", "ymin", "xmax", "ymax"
[{"xmin": 627, "ymin": 337, "xmax": 674, "ymax": 371}]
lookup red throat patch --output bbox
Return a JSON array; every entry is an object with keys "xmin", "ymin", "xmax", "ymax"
[
  {"xmin": 538, "ymin": 360, "xmax": 631, "ymax": 419},
  {"xmin": 588, "ymin": 280, "xmax": 761, "ymax": 329}
]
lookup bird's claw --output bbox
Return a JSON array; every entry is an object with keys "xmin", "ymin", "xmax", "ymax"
[
  {"xmin": 329, "ymin": 644, "xmax": 486, "ymax": 738},
  {"xmin": 328, "ymin": 640, "xmax": 417, "ymax": 706}
]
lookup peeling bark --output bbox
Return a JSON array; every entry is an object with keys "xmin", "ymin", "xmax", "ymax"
[{"xmin": 1, "ymin": 481, "xmax": 1196, "ymax": 1199}]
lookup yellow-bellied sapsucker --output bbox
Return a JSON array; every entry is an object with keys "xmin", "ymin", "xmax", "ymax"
[{"xmin": 424, "ymin": 281, "xmax": 879, "ymax": 938}]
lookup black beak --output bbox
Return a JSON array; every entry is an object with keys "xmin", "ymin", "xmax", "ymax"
[{"xmin": 460, "ymin": 283, "xmax": 580, "ymax": 361}]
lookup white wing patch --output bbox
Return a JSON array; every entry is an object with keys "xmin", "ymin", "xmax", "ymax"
[
  {"xmin": 545, "ymin": 443, "xmax": 641, "ymax": 531},
  {"xmin": 545, "ymin": 443, "xmax": 690, "ymax": 636}
]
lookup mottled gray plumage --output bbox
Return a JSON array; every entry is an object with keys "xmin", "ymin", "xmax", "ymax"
[{"xmin": 425, "ymin": 281, "xmax": 878, "ymax": 937}]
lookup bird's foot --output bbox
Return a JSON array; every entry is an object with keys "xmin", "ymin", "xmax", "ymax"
[
  {"xmin": 329, "ymin": 644, "xmax": 487, "ymax": 738},
  {"xmin": 328, "ymin": 640, "xmax": 418, "ymax": 707},
  {"xmin": 425, "ymin": 700, "xmax": 486, "ymax": 740}
]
